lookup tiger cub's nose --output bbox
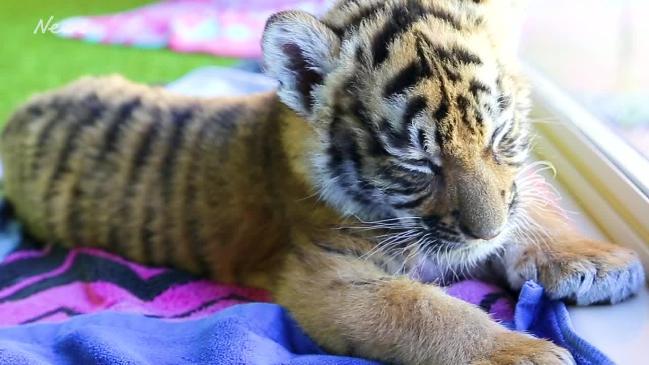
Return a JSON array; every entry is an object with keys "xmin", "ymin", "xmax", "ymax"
[{"xmin": 459, "ymin": 223, "xmax": 502, "ymax": 240}]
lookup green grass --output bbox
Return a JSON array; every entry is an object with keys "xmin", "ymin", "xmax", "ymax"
[{"xmin": 0, "ymin": 0, "xmax": 237, "ymax": 125}]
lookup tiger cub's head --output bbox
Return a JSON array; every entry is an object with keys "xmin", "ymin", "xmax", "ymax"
[{"xmin": 262, "ymin": 0, "xmax": 531, "ymax": 260}]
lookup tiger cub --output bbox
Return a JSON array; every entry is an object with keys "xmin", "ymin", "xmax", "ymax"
[{"xmin": 1, "ymin": 0, "xmax": 644, "ymax": 364}]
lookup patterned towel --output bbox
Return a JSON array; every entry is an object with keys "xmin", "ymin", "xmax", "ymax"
[
  {"xmin": 57, "ymin": 0, "xmax": 331, "ymax": 58},
  {"xmin": 0, "ymin": 202, "xmax": 270, "ymax": 326},
  {"xmin": 0, "ymin": 199, "xmax": 511, "ymax": 327}
]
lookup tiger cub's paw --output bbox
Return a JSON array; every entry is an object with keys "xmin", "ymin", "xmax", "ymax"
[
  {"xmin": 473, "ymin": 331, "xmax": 574, "ymax": 365},
  {"xmin": 508, "ymin": 239, "xmax": 645, "ymax": 305}
]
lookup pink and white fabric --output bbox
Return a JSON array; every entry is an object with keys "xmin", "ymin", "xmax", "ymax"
[{"xmin": 57, "ymin": 0, "xmax": 331, "ymax": 58}]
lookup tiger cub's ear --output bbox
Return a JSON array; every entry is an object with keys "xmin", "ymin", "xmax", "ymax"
[{"xmin": 262, "ymin": 10, "xmax": 341, "ymax": 117}]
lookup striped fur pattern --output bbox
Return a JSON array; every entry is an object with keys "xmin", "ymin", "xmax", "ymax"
[
  {"xmin": 1, "ymin": 1, "xmax": 643, "ymax": 364},
  {"xmin": 264, "ymin": 0, "xmax": 530, "ymax": 257},
  {"xmin": 0, "ymin": 78, "xmax": 309, "ymax": 288}
]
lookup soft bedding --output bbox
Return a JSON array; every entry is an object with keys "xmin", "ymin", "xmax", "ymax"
[{"xmin": 0, "ymin": 68, "xmax": 613, "ymax": 365}]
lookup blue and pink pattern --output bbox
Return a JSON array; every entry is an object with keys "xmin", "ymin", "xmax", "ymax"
[
  {"xmin": 57, "ymin": 0, "xmax": 331, "ymax": 58},
  {"xmin": 0, "ymin": 213, "xmax": 512, "ymax": 327}
]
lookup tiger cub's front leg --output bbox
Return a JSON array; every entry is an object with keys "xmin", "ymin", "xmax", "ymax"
[
  {"xmin": 502, "ymin": 205, "xmax": 645, "ymax": 305},
  {"xmin": 277, "ymin": 234, "xmax": 573, "ymax": 365}
]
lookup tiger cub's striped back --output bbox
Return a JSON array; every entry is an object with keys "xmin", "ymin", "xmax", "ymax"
[{"xmin": 1, "ymin": 76, "xmax": 298, "ymax": 285}]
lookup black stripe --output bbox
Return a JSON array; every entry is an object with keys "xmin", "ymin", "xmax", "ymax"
[
  {"xmin": 456, "ymin": 95, "xmax": 470, "ymax": 111},
  {"xmin": 0, "ymin": 252, "xmax": 198, "ymax": 303},
  {"xmin": 499, "ymin": 94, "xmax": 512, "ymax": 111},
  {"xmin": 174, "ymin": 119, "xmax": 202, "ymax": 268},
  {"xmin": 175, "ymin": 107, "xmax": 241, "ymax": 275},
  {"xmin": 433, "ymin": 100, "xmax": 449, "ymax": 123},
  {"xmin": 3, "ymin": 106, "xmax": 34, "ymax": 136},
  {"xmin": 415, "ymin": 33, "xmax": 435, "ymax": 76},
  {"xmin": 80, "ymin": 98, "xmax": 141, "ymax": 248},
  {"xmin": 192, "ymin": 106, "xmax": 241, "ymax": 271},
  {"xmin": 30, "ymin": 98, "xmax": 67, "ymax": 177},
  {"xmin": 430, "ymin": 163, "xmax": 443, "ymax": 176},
  {"xmin": 130, "ymin": 121, "xmax": 160, "ymax": 174},
  {"xmin": 378, "ymin": 168, "xmax": 414, "ymax": 187},
  {"xmin": 45, "ymin": 94, "xmax": 105, "ymax": 241},
  {"xmin": 342, "ymin": 97, "xmax": 389, "ymax": 157},
  {"xmin": 434, "ymin": 45, "xmax": 482, "ymax": 66},
  {"xmin": 490, "ymin": 123, "xmax": 507, "ymax": 147},
  {"xmin": 372, "ymin": 1, "xmax": 463, "ymax": 65},
  {"xmin": 383, "ymin": 62, "xmax": 427, "ymax": 98},
  {"xmin": 142, "ymin": 108, "xmax": 194, "ymax": 262},
  {"xmin": 327, "ymin": 118, "xmax": 379, "ymax": 206},
  {"xmin": 162, "ymin": 294, "xmax": 255, "ymax": 319},
  {"xmin": 140, "ymin": 205, "xmax": 157, "ymax": 265},
  {"xmin": 402, "ymin": 158, "xmax": 432, "ymax": 167},
  {"xmin": 65, "ymin": 184, "xmax": 86, "ymax": 246},
  {"xmin": 403, "ymin": 96, "xmax": 428, "ymax": 125},
  {"xmin": 358, "ymin": 109, "xmax": 389, "ymax": 157},
  {"xmin": 327, "ymin": 121, "xmax": 360, "ymax": 177},
  {"xmin": 67, "ymin": 99, "xmax": 139, "ymax": 245},
  {"xmin": 469, "ymin": 79, "xmax": 491, "ymax": 100},
  {"xmin": 417, "ymin": 128, "xmax": 427, "ymax": 149},
  {"xmin": 160, "ymin": 108, "xmax": 194, "ymax": 200},
  {"xmin": 415, "ymin": 31, "xmax": 465, "ymax": 84},
  {"xmin": 378, "ymin": 119, "xmax": 405, "ymax": 149},
  {"xmin": 110, "ymin": 113, "xmax": 161, "ymax": 254},
  {"xmin": 330, "ymin": 1, "xmax": 386, "ymax": 36},
  {"xmin": 46, "ymin": 94, "xmax": 104, "ymax": 188},
  {"xmin": 456, "ymin": 94, "xmax": 474, "ymax": 130},
  {"xmin": 383, "ymin": 182, "xmax": 429, "ymax": 196},
  {"xmin": 98, "ymin": 98, "xmax": 142, "ymax": 160},
  {"xmin": 443, "ymin": 65, "xmax": 461, "ymax": 82},
  {"xmin": 434, "ymin": 114, "xmax": 450, "ymax": 148},
  {"xmin": 428, "ymin": 7, "xmax": 462, "ymax": 30},
  {"xmin": 392, "ymin": 193, "xmax": 430, "ymax": 210},
  {"xmin": 371, "ymin": 6, "xmax": 415, "ymax": 65},
  {"xmin": 20, "ymin": 307, "xmax": 81, "ymax": 324},
  {"xmin": 422, "ymin": 215, "xmax": 440, "ymax": 227},
  {"xmin": 478, "ymin": 292, "xmax": 509, "ymax": 312},
  {"xmin": 0, "ymin": 246, "xmax": 69, "ymax": 290},
  {"xmin": 433, "ymin": 225, "xmax": 461, "ymax": 236},
  {"xmin": 19, "ymin": 293, "xmax": 257, "ymax": 324}
]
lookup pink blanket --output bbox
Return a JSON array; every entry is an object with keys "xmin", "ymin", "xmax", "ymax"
[
  {"xmin": 57, "ymin": 0, "xmax": 331, "ymax": 58},
  {"xmin": 0, "ymin": 194, "xmax": 514, "ymax": 326},
  {"xmin": 0, "ymin": 242, "xmax": 515, "ymax": 326}
]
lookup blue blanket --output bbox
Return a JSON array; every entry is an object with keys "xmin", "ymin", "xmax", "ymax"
[
  {"xmin": 0, "ymin": 286, "xmax": 612, "ymax": 365},
  {"xmin": 0, "ymin": 303, "xmax": 377, "ymax": 365}
]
